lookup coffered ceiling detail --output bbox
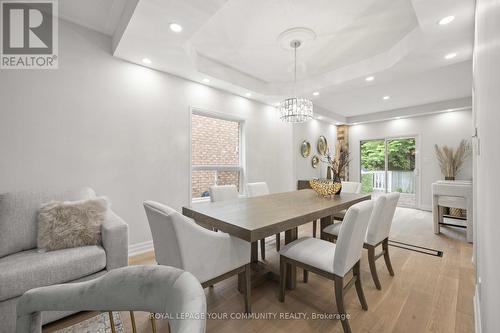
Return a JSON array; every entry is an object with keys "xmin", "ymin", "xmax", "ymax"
[{"xmin": 100, "ymin": 0, "xmax": 474, "ymax": 120}]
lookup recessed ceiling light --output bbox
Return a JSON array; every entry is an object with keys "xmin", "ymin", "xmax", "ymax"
[
  {"xmin": 444, "ymin": 52, "xmax": 457, "ymax": 59},
  {"xmin": 438, "ymin": 16, "xmax": 455, "ymax": 25},
  {"xmin": 245, "ymin": 92, "xmax": 252, "ymax": 97},
  {"xmin": 317, "ymin": 115, "xmax": 323, "ymax": 120},
  {"xmin": 313, "ymin": 91, "xmax": 320, "ymax": 96},
  {"xmin": 395, "ymin": 116, "xmax": 401, "ymax": 119},
  {"xmin": 142, "ymin": 58, "xmax": 152, "ymax": 64},
  {"xmin": 202, "ymin": 78, "xmax": 210, "ymax": 83},
  {"xmin": 352, "ymin": 122, "xmax": 359, "ymax": 125},
  {"xmin": 365, "ymin": 76, "xmax": 375, "ymax": 82},
  {"xmin": 169, "ymin": 23, "xmax": 183, "ymax": 33},
  {"xmin": 335, "ymin": 122, "xmax": 342, "ymax": 125},
  {"xmin": 383, "ymin": 96, "xmax": 390, "ymax": 100}
]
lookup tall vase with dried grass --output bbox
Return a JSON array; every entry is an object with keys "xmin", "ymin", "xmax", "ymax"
[{"xmin": 434, "ymin": 139, "xmax": 471, "ymax": 180}]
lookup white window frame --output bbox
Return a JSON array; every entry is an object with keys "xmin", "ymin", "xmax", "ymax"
[{"xmin": 189, "ymin": 107, "xmax": 246, "ymax": 203}]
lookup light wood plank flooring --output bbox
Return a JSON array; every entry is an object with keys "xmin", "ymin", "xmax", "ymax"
[{"xmin": 43, "ymin": 208, "xmax": 475, "ymax": 333}]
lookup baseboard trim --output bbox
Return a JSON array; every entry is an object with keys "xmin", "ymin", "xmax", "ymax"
[
  {"xmin": 474, "ymin": 284, "xmax": 482, "ymax": 333},
  {"xmin": 128, "ymin": 240, "xmax": 154, "ymax": 257},
  {"xmin": 419, "ymin": 204, "xmax": 432, "ymax": 211}
]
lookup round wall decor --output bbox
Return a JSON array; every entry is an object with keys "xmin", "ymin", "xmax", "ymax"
[
  {"xmin": 311, "ymin": 155, "xmax": 320, "ymax": 168},
  {"xmin": 300, "ymin": 140, "xmax": 311, "ymax": 157},
  {"xmin": 317, "ymin": 136, "xmax": 328, "ymax": 155}
]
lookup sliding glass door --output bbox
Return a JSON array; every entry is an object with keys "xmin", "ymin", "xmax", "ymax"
[{"xmin": 360, "ymin": 137, "xmax": 417, "ymax": 207}]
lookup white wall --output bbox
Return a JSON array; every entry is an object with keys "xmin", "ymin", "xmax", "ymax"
[
  {"xmin": 0, "ymin": 20, "xmax": 294, "ymax": 247},
  {"xmin": 293, "ymin": 120, "xmax": 337, "ymax": 184},
  {"xmin": 473, "ymin": 0, "xmax": 500, "ymax": 331},
  {"xmin": 348, "ymin": 110, "xmax": 473, "ymax": 209}
]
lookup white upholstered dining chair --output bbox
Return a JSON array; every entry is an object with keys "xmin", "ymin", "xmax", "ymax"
[
  {"xmin": 341, "ymin": 181, "xmax": 362, "ymax": 194},
  {"xmin": 208, "ymin": 184, "xmax": 239, "ymax": 202},
  {"xmin": 143, "ymin": 201, "xmax": 252, "ymax": 313},
  {"xmin": 246, "ymin": 182, "xmax": 282, "ymax": 258},
  {"xmin": 323, "ymin": 193, "xmax": 400, "ymax": 290},
  {"xmin": 208, "ymin": 184, "xmax": 267, "ymax": 261},
  {"xmin": 331, "ymin": 181, "xmax": 362, "ymax": 222},
  {"xmin": 278, "ymin": 200, "xmax": 374, "ymax": 333}
]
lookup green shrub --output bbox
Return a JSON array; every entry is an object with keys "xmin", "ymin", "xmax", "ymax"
[{"xmin": 361, "ymin": 173, "xmax": 373, "ymax": 193}]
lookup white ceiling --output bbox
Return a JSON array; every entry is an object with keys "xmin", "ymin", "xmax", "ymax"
[
  {"xmin": 59, "ymin": 0, "xmax": 128, "ymax": 36},
  {"xmin": 61, "ymin": 0, "xmax": 475, "ymax": 121}
]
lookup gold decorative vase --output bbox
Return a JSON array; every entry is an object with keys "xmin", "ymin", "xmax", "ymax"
[{"xmin": 309, "ymin": 179, "xmax": 342, "ymax": 197}]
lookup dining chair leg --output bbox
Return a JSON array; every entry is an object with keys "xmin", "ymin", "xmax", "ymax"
[
  {"xmin": 275, "ymin": 233, "xmax": 281, "ymax": 251},
  {"xmin": 334, "ymin": 275, "xmax": 351, "ymax": 333},
  {"xmin": 129, "ymin": 311, "xmax": 137, "ymax": 333},
  {"xmin": 278, "ymin": 256, "xmax": 287, "ymax": 302},
  {"xmin": 260, "ymin": 239, "xmax": 266, "ymax": 260},
  {"xmin": 244, "ymin": 263, "xmax": 252, "ymax": 313},
  {"xmin": 108, "ymin": 311, "xmax": 116, "ymax": 333},
  {"xmin": 150, "ymin": 314, "xmax": 158, "ymax": 333},
  {"xmin": 367, "ymin": 245, "xmax": 382, "ymax": 290},
  {"xmin": 303, "ymin": 269, "xmax": 309, "ymax": 283},
  {"xmin": 382, "ymin": 238, "xmax": 394, "ymax": 276},
  {"xmin": 238, "ymin": 271, "xmax": 244, "ymax": 293},
  {"xmin": 353, "ymin": 261, "xmax": 368, "ymax": 310},
  {"xmin": 312, "ymin": 220, "xmax": 317, "ymax": 238}
]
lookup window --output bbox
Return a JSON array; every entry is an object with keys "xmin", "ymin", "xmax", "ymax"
[{"xmin": 191, "ymin": 112, "xmax": 243, "ymax": 200}]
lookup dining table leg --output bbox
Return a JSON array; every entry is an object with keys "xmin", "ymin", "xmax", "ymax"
[
  {"xmin": 251, "ymin": 241, "xmax": 259, "ymax": 263},
  {"xmin": 320, "ymin": 215, "xmax": 333, "ymax": 240},
  {"xmin": 284, "ymin": 227, "xmax": 298, "ymax": 289},
  {"xmin": 239, "ymin": 241, "xmax": 259, "ymax": 292}
]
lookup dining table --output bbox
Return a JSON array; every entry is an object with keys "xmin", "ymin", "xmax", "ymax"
[{"xmin": 182, "ymin": 189, "xmax": 371, "ymax": 290}]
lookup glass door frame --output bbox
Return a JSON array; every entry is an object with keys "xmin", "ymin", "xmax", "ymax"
[{"xmin": 359, "ymin": 134, "xmax": 420, "ymax": 208}]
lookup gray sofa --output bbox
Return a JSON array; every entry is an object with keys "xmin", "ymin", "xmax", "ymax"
[{"xmin": 0, "ymin": 187, "xmax": 128, "ymax": 333}]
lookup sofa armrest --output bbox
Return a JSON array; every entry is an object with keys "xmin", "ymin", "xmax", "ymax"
[{"xmin": 101, "ymin": 210, "xmax": 128, "ymax": 270}]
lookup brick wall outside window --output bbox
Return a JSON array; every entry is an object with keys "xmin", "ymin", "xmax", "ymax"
[{"xmin": 191, "ymin": 114, "xmax": 241, "ymax": 198}]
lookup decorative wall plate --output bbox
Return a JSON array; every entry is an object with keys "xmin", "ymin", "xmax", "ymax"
[
  {"xmin": 300, "ymin": 140, "xmax": 311, "ymax": 157},
  {"xmin": 311, "ymin": 155, "xmax": 320, "ymax": 168},
  {"xmin": 317, "ymin": 136, "xmax": 328, "ymax": 155}
]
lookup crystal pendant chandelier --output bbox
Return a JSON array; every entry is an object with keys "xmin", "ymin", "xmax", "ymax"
[{"xmin": 279, "ymin": 40, "xmax": 313, "ymax": 123}]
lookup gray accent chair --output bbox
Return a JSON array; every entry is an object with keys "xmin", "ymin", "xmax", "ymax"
[
  {"xmin": 16, "ymin": 266, "xmax": 206, "ymax": 333},
  {"xmin": 0, "ymin": 187, "xmax": 128, "ymax": 333}
]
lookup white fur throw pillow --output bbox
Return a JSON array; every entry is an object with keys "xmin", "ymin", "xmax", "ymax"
[{"xmin": 37, "ymin": 197, "xmax": 109, "ymax": 251}]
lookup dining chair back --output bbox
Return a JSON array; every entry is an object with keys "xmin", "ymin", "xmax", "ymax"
[
  {"xmin": 246, "ymin": 182, "xmax": 269, "ymax": 197},
  {"xmin": 144, "ymin": 201, "xmax": 252, "ymax": 312},
  {"xmin": 334, "ymin": 200, "xmax": 374, "ymax": 276},
  {"xmin": 365, "ymin": 193, "xmax": 400, "ymax": 246},
  {"xmin": 341, "ymin": 181, "xmax": 362, "ymax": 194},
  {"xmin": 209, "ymin": 185, "xmax": 238, "ymax": 202},
  {"xmin": 144, "ymin": 201, "xmax": 184, "ymax": 269}
]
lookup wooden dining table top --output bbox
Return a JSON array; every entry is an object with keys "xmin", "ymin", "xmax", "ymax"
[{"xmin": 182, "ymin": 189, "xmax": 371, "ymax": 242}]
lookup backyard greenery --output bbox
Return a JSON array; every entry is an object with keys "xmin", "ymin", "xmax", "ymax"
[
  {"xmin": 360, "ymin": 139, "xmax": 416, "ymax": 194},
  {"xmin": 361, "ymin": 139, "xmax": 415, "ymax": 171}
]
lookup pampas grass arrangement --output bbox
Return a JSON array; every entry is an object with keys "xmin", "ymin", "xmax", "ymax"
[{"xmin": 434, "ymin": 139, "xmax": 471, "ymax": 179}]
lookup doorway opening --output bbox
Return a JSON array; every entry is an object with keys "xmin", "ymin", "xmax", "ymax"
[{"xmin": 360, "ymin": 137, "xmax": 417, "ymax": 207}]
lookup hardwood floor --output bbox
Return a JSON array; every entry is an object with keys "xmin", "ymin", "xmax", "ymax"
[{"xmin": 43, "ymin": 208, "xmax": 475, "ymax": 333}]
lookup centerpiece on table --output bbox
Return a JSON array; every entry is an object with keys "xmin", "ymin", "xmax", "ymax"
[{"xmin": 310, "ymin": 141, "xmax": 351, "ymax": 196}]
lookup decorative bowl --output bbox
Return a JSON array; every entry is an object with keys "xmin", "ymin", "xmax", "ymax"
[{"xmin": 309, "ymin": 179, "xmax": 342, "ymax": 197}]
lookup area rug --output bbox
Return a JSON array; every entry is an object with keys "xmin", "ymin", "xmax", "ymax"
[{"xmin": 54, "ymin": 312, "xmax": 123, "ymax": 333}]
